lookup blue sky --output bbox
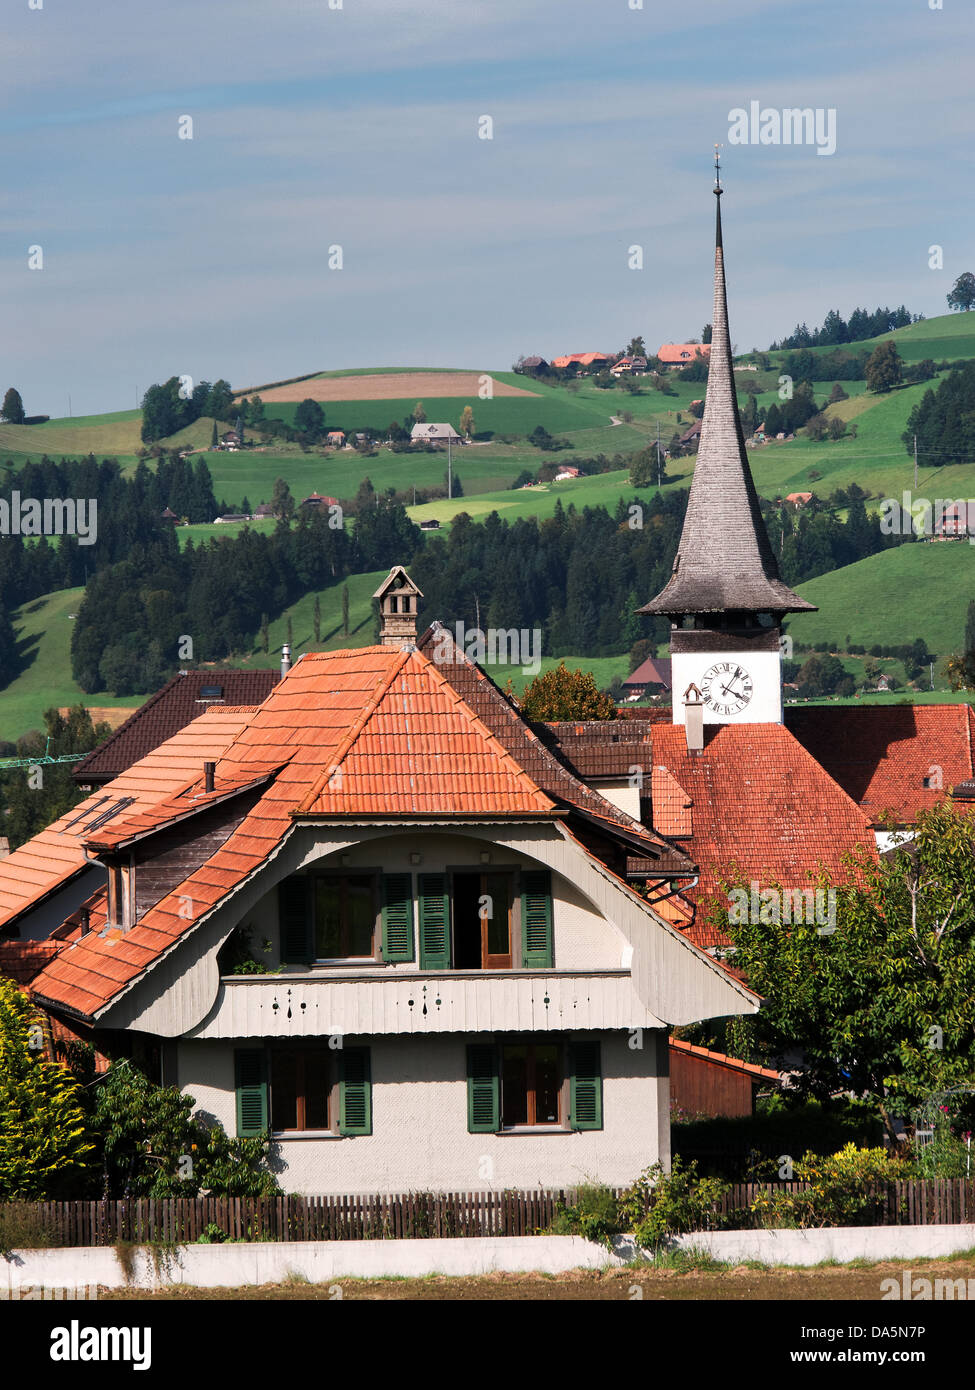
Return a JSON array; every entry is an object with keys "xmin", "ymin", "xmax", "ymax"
[{"xmin": 2, "ymin": 0, "xmax": 971, "ymax": 415}]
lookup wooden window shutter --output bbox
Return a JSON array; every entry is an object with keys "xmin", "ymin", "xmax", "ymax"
[
  {"xmin": 466, "ymin": 1043, "xmax": 499, "ymax": 1133},
  {"xmin": 521, "ymin": 869, "xmax": 554, "ymax": 968},
  {"xmin": 339, "ymin": 1048, "xmax": 372, "ymax": 1135},
  {"xmin": 418, "ymin": 873, "xmax": 450, "ymax": 970},
  {"xmin": 278, "ymin": 876, "xmax": 312, "ymax": 963},
  {"xmin": 381, "ymin": 873, "xmax": 415, "ymax": 962},
  {"xmin": 235, "ymin": 1048, "xmax": 268, "ymax": 1137},
  {"xmin": 569, "ymin": 1040, "xmax": 603, "ymax": 1131}
]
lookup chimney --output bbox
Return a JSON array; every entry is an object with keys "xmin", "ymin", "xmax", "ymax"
[
  {"xmin": 281, "ymin": 644, "xmax": 292, "ymax": 678},
  {"xmin": 374, "ymin": 566, "xmax": 423, "ymax": 650},
  {"xmin": 204, "ymin": 761, "xmax": 215, "ymax": 793},
  {"xmin": 684, "ymin": 683, "xmax": 704, "ymax": 754}
]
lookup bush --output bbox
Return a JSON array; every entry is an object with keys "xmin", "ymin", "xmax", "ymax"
[
  {"xmin": 0, "ymin": 1201, "xmax": 59, "ymax": 1253},
  {"xmin": 750, "ymin": 1144, "xmax": 901, "ymax": 1229},
  {"xmin": 548, "ymin": 1183, "xmax": 621, "ymax": 1246},
  {"xmin": 619, "ymin": 1157, "xmax": 730, "ymax": 1253}
]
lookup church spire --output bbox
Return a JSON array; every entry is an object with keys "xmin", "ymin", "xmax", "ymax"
[{"xmin": 640, "ymin": 153, "xmax": 815, "ymax": 617}]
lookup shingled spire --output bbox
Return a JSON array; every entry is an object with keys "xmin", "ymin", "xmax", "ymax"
[{"xmin": 640, "ymin": 156, "xmax": 815, "ymax": 617}]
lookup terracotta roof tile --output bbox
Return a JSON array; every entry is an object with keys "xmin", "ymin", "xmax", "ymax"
[
  {"xmin": 785, "ymin": 704, "xmax": 975, "ymax": 826},
  {"xmin": 649, "ymin": 721, "xmax": 876, "ymax": 949},
  {"xmin": 0, "ymin": 708, "xmax": 253, "ymax": 933}
]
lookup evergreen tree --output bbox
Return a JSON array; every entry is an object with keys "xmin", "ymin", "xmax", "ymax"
[
  {"xmin": 1, "ymin": 387, "xmax": 25, "ymax": 424},
  {"xmin": 341, "ymin": 584, "xmax": 349, "ymax": 637},
  {"xmin": 313, "ymin": 593, "xmax": 322, "ymax": 643},
  {"xmin": 210, "ymin": 418, "xmax": 218, "ymax": 448}
]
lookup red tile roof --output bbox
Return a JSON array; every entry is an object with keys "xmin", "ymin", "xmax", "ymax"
[
  {"xmin": 649, "ymin": 722, "xmax": 876, "ymax": 948},
  {"xmin": 31, "ymin": 647, "xmax": 570, "ymax": 1020},
  {"xmin": 0, "ymin": 708, "xmax": 255, "ymax": 934},
  {"xmin": 657, "ymin": 343, "xmax": 712, "ymax": 364},
  {"xmin": 785, "ymin": 705, "xmax": 975, "ymax": 826},
  {"xmin": 669, "ymin": 1036, "xmax": 780, "ymax": 1081},
  {"xmin": 73, "ymin": 671, "xmax": 279, "ymax": 785}
]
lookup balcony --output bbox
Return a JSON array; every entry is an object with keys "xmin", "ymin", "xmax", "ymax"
[{"xmin": 188, "ymin": 968, "xmax": 651, "ymax": 1039}]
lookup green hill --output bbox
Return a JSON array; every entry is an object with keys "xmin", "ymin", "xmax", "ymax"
[
  {"xmin": 2, "ymin": 589, "xmax": 144, "ymax": 744},
  {"xmin": 788, "ymin": 542, "xmax": 975, "ymax": 657}
]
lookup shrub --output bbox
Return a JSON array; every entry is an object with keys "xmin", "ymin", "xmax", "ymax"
[
  {"xmin": 750, "ymin": 1144, "xmax": 900, "ymax": 1229},
  {"xmin": 619, "ymin": 1157, "xmax": 730, "ymax": 1253},
  {"xmin": 548, "ymin": 1183, "xmax": 621, "ymax": 1247},
  {"xmin": 0, "ymin": 1201, "xmax": 59, "ymax": 1253}
]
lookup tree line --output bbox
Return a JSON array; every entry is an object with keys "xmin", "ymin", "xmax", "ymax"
[{"xmin": 770, "ymin": 305, "xmax": 921, "ymax": 350}]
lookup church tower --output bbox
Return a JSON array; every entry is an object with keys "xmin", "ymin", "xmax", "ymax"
[{"xmin": 639, "ymin": 155, "xmax": 816, "ymax": 725}]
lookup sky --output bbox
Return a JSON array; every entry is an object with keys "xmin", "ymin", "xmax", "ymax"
[{"xmin": 2, "ymin": 0, "xmax": 971, "ymax": 416}]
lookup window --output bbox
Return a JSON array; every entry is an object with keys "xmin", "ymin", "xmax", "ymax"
[
  {"xmin": 466, "ymin": 1039, "xmax": 602, "ymax": 1133},
  {"xmin": 270, "ymin": 1047, "xmax": 330, "ymax": 1132},
  {"xmin": 235, "ymin": 1046, "xmax": 372, "ymax": 1137},
  {"xmin": 501, "ymin": 1042, "xmax": 560, "ymax": 1127},
  {"xmin": 314, "ymin": 875, "xmax": 375, "ymax": 959},
  {"xmin": 452, "ymin": 872, "xmax": 512, "ymax": 969}
]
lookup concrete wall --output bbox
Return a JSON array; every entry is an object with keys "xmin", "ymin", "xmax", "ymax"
[
  {"xmin": 179, "ymin": 1029, "xmax": 664, "ymax": 1195},
  {"xmin": 1, "ymin": 1237, "xmax": 618, "ymax": 1292},
  {"xmin": 663, "ymin": 1223, "xmax": 975, "ymax": 1267}
]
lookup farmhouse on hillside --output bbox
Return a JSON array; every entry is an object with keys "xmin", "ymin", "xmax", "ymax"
[
  {"xmin": 657, "ymin": 343, "xmax": 712, "ymax": 370},
  {"xmin": 410, "ymin": 423, "xmax": 461, "ymax": 445}
]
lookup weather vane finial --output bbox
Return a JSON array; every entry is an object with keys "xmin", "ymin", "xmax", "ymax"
[{"xmin": 714, "ymin": 143, "xmax": 723, "ymax": 194}]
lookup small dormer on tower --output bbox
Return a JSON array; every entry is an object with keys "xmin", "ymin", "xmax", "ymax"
[{"xmin": 374, "ymin": 565, "xmax": 423, "ymax": 649}]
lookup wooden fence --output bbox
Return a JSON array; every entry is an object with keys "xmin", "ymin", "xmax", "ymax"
[{"xmin": 6, "ymin": 1180, "xmax": 975, "ymax": 1246}]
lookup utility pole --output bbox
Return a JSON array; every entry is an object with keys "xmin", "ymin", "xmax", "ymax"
[
  {"xmin": 68, "ymin": 394, "xmax": 72, "ymax": 417},
  {"xmin": 914, "ymin": 434, "xmax": 918, "ymax": 491},
  {"xmin": 930, "ymin": 660, "xmax": 934, "ymax": 690},
  {"xmin": 447, "ymin": 434, "xmax": 452, "ymax": 500},
  {"xmin": 656, "ymin": 419, "xmax": 662, "ymax": 489}
]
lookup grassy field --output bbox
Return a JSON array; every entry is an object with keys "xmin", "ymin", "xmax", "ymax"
[
  {"xmin": 2, "ymin": 589, "xmax": 143, "ymax": 744},
  {"xmin": 788, "ymin": 541, "xmax": 975, "ymax": 657}
]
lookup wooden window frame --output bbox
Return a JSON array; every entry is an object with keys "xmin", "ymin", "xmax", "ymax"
[
  {"xmin": 269, "ymin": 1044, "xmax": 337, "ymax": 1136},
  {"xmin": 447, "ymin": 866, "xmax": 516, "ymax": 971},
  {"xmin": 310, "ymin": 869, "xmax": 381, "ymax": 963},
  {"xmin": 500, "ymin": 1039, "xmax": 566, "ymax": 1130}
]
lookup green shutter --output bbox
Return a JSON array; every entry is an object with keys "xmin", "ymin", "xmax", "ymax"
[
  {"xmin": 418, "ymin": 873, "xmax": 450, "ymax": 970},
  {"xmin": 339, "ymin": 1048, "xmax": 372, "ymax": 1135},
  {"xmin": 467, "ymin": 1043, "xmax": 499, "ymax": 1133},
  {"xmin": 521, "ymin": 869, "xmax": 553, "ymax": 968},
  {"xmin": 235, "ymin": 1048, "xmax": 268, "ymax": 1137},
  {"xmin": 569, "ymin": 1040, "xmax": 603, "ymax": 1131},
  {"xmin": 381, "ymin": 873, "xmax": 415, "ymax": 962},
  {"xmin": 279, "ymin": 876, "xmax": 313, "ymax": 963}
]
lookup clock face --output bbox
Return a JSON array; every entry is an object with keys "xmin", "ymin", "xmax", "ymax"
[{"xmin": 700, "ymin": 661, "xmax": 753, "ymax": 716}]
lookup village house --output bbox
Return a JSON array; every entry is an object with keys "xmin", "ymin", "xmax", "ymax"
[
  {"xmin": 0, "ymin": 580, "xmax": 759, "ymax": 1194},
  {"xmin": 550, "ymin": 352, "xmax": 611, "ymax": 373},
  {"xmin": 657, "ymin": 344, "xmax": 712, "ymax": 371},
  {"xmin": 611, "ymin": 356, "xmax": 648, "ymax": 376},
  {"xmin": 410, "ymin": 423, "xmax": 461, "ymax": 446}
]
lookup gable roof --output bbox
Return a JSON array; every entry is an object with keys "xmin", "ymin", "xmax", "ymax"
[
  {"xmin": 785, "ymin": 704, "xmax": 975, "ymax": 826},
  {"xmin": 30, "ymin": 638, "xmax": 699, "ymax": 1021},
  {"xmin": 647, "ymin": 721, "xmax": 876, "ymax": 948},
  {"xmin": 624, "ymin": 657, "xmax": 672, "ymax": 689},
  {"xmin": 0, "ymin": 707, "xmax": 254, "ymax": 934},
  {"xmin": 641, "ymin": 191, "xmax": 814, "ymax": 618},
  {"xmin": 72, "ymin": 671, "xmax": 280, "ymax": 786},
  {"xmin": 657, "ymin": 343, "xmax": 712, "ymax": 364},
  {"xmin": 669, "ymin": 1035, "xmax": 780, "ymax": 1082}
]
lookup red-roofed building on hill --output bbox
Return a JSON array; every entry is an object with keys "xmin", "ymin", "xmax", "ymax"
[
  {"xmin": 2, "ymin": 578, "xmax": 758, "ymax": 1196},
  {"xmin": 657, "ymin": 343, "xmax": 712, "ymax": 369}
]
